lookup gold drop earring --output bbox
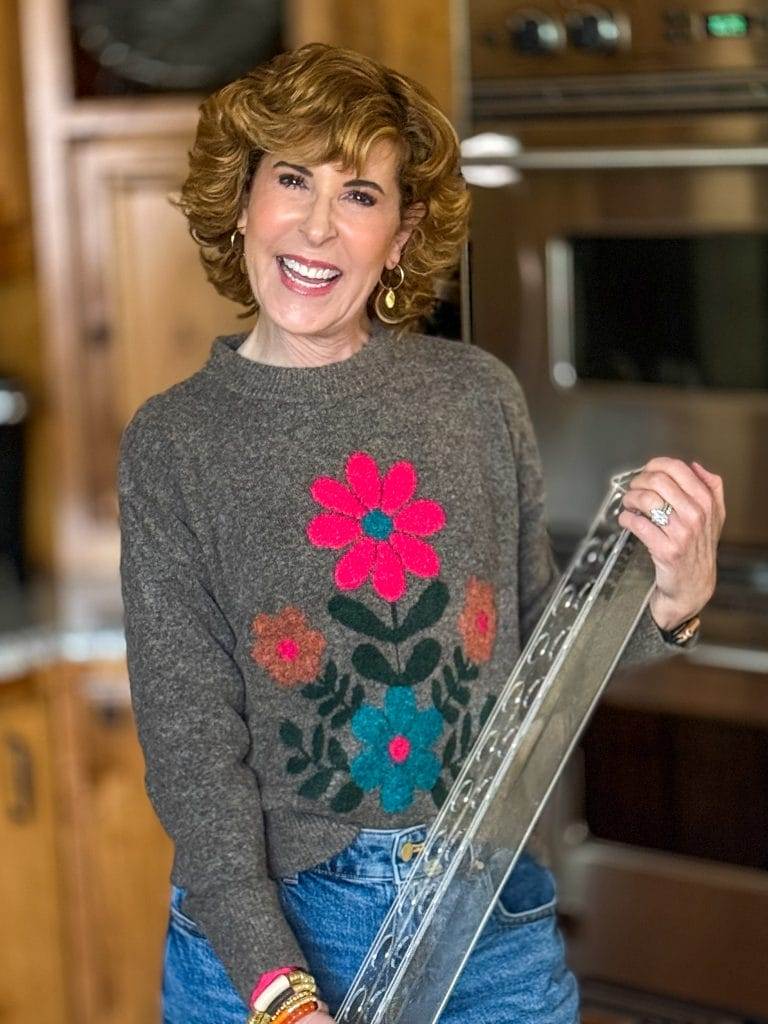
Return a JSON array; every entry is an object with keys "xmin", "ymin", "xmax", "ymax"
[{"xmin": 375, "ymin": 263, "xmax": 406, "ymax": 324}]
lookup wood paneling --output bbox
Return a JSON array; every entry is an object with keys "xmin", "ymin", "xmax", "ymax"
[{"xmin": 287, "ymin": 0, "xmax": 463, "ymax": 125}]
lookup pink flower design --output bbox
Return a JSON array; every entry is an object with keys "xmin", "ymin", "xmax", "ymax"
[{"xmin": 306, "ymin": 451, "xmax": 446, "ymax": 602}]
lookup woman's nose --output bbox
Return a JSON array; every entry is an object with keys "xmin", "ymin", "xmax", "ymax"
[{"xmin": 299, "ymin": 196, "xmax": 337, "ymax": 246}]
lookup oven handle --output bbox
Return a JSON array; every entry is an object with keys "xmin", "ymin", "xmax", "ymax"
[{"xmin": 460, "ymin": 135, "xmax": 768, "ymax": 184}]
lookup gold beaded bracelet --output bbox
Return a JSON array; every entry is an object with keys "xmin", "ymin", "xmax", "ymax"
[
  {"xmin": 247, "ymin": 976, "xmax": 318, "ymax": 1024},
  {"xmin": 248, "ymin": 993, "xmax": 317, "ymax": 1024}
]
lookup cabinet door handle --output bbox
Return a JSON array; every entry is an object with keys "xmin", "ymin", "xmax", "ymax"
[{"xmin": 3, "ymin": 731, "xmax": 35, "ymax": 823}]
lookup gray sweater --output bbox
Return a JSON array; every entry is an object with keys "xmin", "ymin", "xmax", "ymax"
[{"xmin": 117, "ymin": 320, "xmax": 676, "ymax": 1004}]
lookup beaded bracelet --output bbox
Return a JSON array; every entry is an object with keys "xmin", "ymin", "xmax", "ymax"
[
  {"xmin": 250, "ymin": 965, "xmax": 301, "ymax": 1009},
  {"xmin": 248, "ymin": 995, "xmax": 317, "ymax": 1024},
  {"xmin": 273, "ymin": 996, "xmax": 318, "ymax": 1024},
  {"xmin": 251, "ymin": 970, "xmax": 315, "ymax": 1012},
  {"xmin": 247, "ymin": 970, "xmax": 318, "ymax": 1024}
]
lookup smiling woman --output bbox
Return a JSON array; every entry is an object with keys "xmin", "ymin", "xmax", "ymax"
[
  {"xmin": 121, "ymin": 38, "xmax": 723, "ymax": 1024},
  {"xmin": 172, "ymin": 41, "xmax": 469, "ymax": 356}
]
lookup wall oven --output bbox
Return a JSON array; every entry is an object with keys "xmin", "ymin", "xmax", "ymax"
[{"xmin": 461, "ymin": 2, "xmax": 768, "ymax": 1019}]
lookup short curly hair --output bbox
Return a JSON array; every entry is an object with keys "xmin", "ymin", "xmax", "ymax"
[{"xmin": 171, "ymin": 42, "xmax": 470, "ymax": 331}]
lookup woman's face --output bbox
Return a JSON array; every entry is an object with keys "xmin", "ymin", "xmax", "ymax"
[{"xmin": 236, "ymin": 139, "xmax": 421, "ymax": 339}]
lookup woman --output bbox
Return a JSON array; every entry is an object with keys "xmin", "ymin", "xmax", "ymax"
[{"xmin": 118, "ymin": 43, "xmax": 724, "ymax": 1024}]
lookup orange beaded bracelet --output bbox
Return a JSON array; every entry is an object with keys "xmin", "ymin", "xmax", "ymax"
[{"xmin": 273, "ymin": 997, "xmax": 318, "ymax": 1024}]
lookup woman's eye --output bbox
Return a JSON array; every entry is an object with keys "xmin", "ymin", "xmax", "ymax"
[
  {"xmin": 278, "ymin": 173, "xmax": 307, "ymax": 189},
  {"xmin": 346, "ymin": 190, "xmax": 376, "ymax": 207}
]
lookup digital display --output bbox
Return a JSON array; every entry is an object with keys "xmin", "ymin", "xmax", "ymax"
[{"xmin": 705, "ymin": 12, "xmax": 750, "ymax": 37}]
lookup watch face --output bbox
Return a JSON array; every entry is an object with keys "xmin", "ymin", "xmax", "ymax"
[{"xmin": 71, "ymin": 0, "xmax": 282, "ymax": 91}]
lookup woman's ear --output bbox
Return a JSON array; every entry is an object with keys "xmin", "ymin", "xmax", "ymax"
[
  {"xmin": 236, "ymin": 186, "xmax": 251, "ymax": 233},
  {"xmin": 386, "ymin": 201, "xmax": 427, "ymax": 269}
]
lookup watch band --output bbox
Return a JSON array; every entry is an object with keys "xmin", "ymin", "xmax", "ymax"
[{"xmin": 660, "ymin": 613, "xmax": 701, "ymax": 646}]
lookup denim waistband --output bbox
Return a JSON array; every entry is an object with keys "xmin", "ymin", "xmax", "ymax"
[{"xmin": 313, "ymin": 824, "xmax": 483, "ymax": 886}]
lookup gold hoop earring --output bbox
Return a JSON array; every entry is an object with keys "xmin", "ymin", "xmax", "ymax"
[{"xmin": 375, "ymin": 263, "xmax": 406, "ymax": 324}]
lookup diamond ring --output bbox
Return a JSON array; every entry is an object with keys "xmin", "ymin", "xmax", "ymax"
[{"xmin": 649, "ymin": 502, "xmax": 674, "ymax": 527}]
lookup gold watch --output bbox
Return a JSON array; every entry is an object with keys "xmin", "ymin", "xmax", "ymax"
[{"xmin": 660, "ymin": 613, "xmax": 701, "ymax": 646}]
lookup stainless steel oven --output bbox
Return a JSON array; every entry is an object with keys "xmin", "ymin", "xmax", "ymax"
[{"xmin": 460, "ymin": 2, "xmax": 768, "ymax": 1019}]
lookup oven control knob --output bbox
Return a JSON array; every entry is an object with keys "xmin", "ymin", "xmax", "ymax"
[
  {"xmin": 507, "ymin": 10, "xmax": 565, "ymax": 54},
  {"xmin": 565, "ymin": 6, "xmax": 630, "ymax": 53}
]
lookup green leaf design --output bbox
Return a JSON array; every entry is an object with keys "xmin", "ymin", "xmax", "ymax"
[
  {"xmin": 330, "ymin": 780, "xmax": 365, "ymax": 813},
  {"xmin": 298, "ymin": 769, "xmax": 334, "ymax": 799},
  {"xmin": 442, "ymin": 732, "xmax": 457, "ymax": 768},
  {"xmin": 279, "ymin": 720, "xmax": 304, "ymax": 749},
  {"xmin": 454, "ymin": 645, "xmax": 479, "ymax": 681},
  {"xmin": 443, "ymin": 664, "xmax": 470, "ymax": 706},
  {"xmin": 311, "ymin": 723, "xmax": 325, "ymax": 763},
  {"xmin": 338, "ymin": 675, "xmax": 350, "ymax": 700},
  {"xmin": 301, "ymin": 678, "xmax": 333, "ymax": 699},
  {"xmin": 286, "ymin": 754, "xmax": 310, "ymax": 775},
  {"xmin": 460, "ymin": 712, "xmax": 473, "ymax": 757},
  {"xmin": 448, "ymin": 761, "xmax": 460, "ymax": 780},
  {"xmin": 325, "ymin": 660, "xmax": 338, "ymax": 685},
  {"xmin": 397, "ymin": 580, "xmax": 449, "ymax": 640},
  {"xmin": 352, "ymin": 643, "xmax": 398, "ymax": 685},
  {"xmin": 431, "ymin": 778, "xmax": 448, "ymax": 809},
  {"xmin": 402, "ymin": 639, "xmax": 441, "ymax": 685},
  {"xmin": 328, "ymin": 595, "xmax": 393, "ymax": 641},
  {"xmin": 479, "ymin": 694, "xmax": 496, "ymax": 729},
  {"xmin": 431, "ymin": 679, "xmax": 443, "ymax": 710},
  {"xmin": 351, "ymin": 683, "xmax": 365, "ymax": 709},
  {"xmin": 327, "ymin": 738, "xmax": 349, "ymax": 770},
  {"xmin": 318, "ymin": 697, "xmax": 340, "ymax": 716},
  {"xmin": 442, "ymin": 703, "xmax": 459, "ymax": 725},
  {"xmin": 330, "ymin": 707, "xmax": 353, "ymax": 729}
]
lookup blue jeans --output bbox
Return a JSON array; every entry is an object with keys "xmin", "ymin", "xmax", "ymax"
[{"xmin": 162, "ymin": 824, "xmax": 580, "ymax": 1023}]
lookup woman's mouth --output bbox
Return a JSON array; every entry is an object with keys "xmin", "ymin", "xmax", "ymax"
[{"xmin": 276, "ymin": 255, "xmax": 342, "ymax": 296}]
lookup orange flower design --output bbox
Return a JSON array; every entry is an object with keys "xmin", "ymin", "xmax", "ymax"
[
  {"xmin": 457, "ymin": 577, "xmax": 497, "ymax": 664},
  {"xmin": 249, "ymin": 607, "xmax": 326, "ymax": 687}
]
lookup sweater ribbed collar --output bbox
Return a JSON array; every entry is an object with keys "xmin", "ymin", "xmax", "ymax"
[{"xmin": 201, "ymin": 319, "xmax": 400, "ymax": 402}]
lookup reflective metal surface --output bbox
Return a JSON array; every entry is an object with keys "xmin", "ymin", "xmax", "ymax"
[{"xmin": 465, "ymin": 111, "xmax": 768, "ymax": 551}]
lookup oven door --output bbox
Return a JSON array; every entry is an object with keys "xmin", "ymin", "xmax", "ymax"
[
  {"xmin": 464, "ymin": 112, "xmax": 768, "ymax": 552},
  {"xmin": 535, "ymin": 647, "xmax": 768, "ymax": 1019}
]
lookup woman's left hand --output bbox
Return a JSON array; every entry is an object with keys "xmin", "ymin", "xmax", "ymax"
[{"xmin": 617, "ymin": 457, "xmax": 726, "ymax": 632}]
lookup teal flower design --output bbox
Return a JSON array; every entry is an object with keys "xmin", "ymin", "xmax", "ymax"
[{"xmin": 350, "ymin": 688, "xmax": 443, "ymax": 813}]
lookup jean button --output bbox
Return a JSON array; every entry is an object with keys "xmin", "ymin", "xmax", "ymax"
[{"xmin": 399, "ymin": 840, "xmax": 425, "ymax": 862}]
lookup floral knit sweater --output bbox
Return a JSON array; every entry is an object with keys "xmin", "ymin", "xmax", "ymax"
[{"xmin": 117, "ymin": 320, "xmax": 676, "ymax": 1005}]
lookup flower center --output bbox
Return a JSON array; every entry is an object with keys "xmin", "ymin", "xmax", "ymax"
[
  {"xmin": 362, "ymin": 508, "xmax": 394, "ymax": 540},
  {"xmin": 475, "ymin": 611, "xmax": 489, "ymax": 634},
  {"xmin": 388, "ymin": 734, "xmax": 411, "ymax": 764},
  {"xmin": 276, "ymin": 638, "xmax": 299, "ymax": 661}
]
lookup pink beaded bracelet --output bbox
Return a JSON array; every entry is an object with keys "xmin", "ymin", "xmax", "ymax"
[{"xmin": 249, "ymin": 965, "xmax": 301, "ymax": 1010}]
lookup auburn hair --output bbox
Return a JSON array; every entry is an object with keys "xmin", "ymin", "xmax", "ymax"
[{"xmin": 171, "ymin": 42, "xmax": 470, "ymax": 331}]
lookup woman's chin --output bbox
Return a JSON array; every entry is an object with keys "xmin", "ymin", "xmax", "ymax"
[{"xmin": 260, "ymin": 296, "xmax": 356, "ymax": 337}]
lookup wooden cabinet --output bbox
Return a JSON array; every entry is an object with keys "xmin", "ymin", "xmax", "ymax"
[
  {"xmin": 18, "ymin": 0, "xmax": 460, "ymax": 583},
  {"xmin": 70, "ymin": 135, "xmax": 250, "ymax": 539},
  {"xmin": 0, "ymin": 673, "xmax": 70, "ymax": 1024},
  {"xmin": 0, "ymin": 660, "xmax": 172, "ymax": 1024}
]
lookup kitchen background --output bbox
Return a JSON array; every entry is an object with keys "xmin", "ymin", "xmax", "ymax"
[{"xmin": 1, "ymin": 2, "xmax": 765, "ymax": 1023}]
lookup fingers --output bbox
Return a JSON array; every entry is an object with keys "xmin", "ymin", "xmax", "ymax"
[
  {"xmin": 617, "ymin": 504, "xmax": 676, "ymax": 562},
  {"xmin": 692, "ymin": 460, "xmax": 726, "ymax": 524},
  {"xmin": 623, "ymin": 456, "xmax": 720, "ymax": 536}
]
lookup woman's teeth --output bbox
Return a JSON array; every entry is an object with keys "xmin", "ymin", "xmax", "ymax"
[{"xmin": 278, "ymin": 256, "xmax": 341, "ymax": 286}]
